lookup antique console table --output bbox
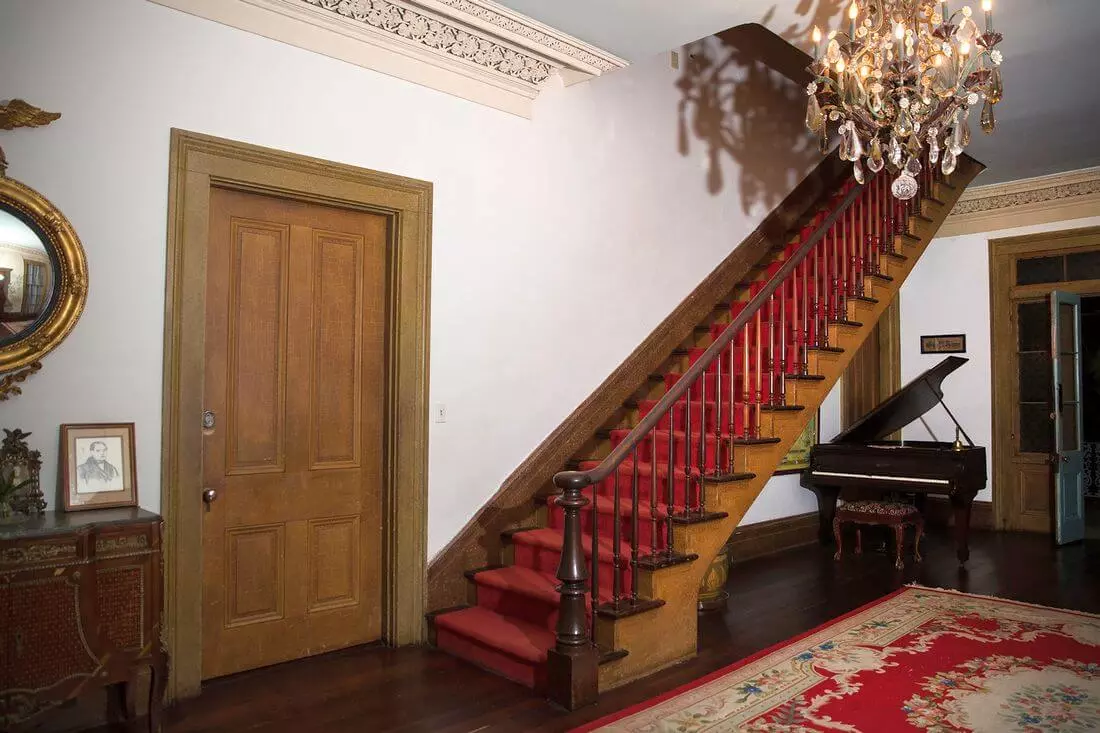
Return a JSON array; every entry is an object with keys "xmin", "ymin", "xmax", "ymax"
[{"xmin": 0, "ymin": 508, "xmax": 167, "ymax": 731}]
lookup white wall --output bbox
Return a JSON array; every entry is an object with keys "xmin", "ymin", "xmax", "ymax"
[
  {"xmin": 0, "ymin": 1, "xmax": 822, "ymax": 557},
  {"xmin": 899, "ymin": 214, "xmax": 1100, "ymax": 502}
]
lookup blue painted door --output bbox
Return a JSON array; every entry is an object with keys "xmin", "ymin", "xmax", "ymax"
[{"xmin": 1051, "ymin": 290, "xmax": 1085, "ymax": 545}]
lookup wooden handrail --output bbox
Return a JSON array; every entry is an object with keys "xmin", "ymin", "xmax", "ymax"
[{"xmin": 552, "ymin": 177, "xmax": 871, "ymax": 494}]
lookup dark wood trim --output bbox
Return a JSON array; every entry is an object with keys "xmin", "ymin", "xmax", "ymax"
[
  {"xmin": 427, "ymin": 153, "xmax": 852, "ymax": 611},
  {"xmin": 727, "ymin": 512, "xmax": 819, "ymax": 564}
]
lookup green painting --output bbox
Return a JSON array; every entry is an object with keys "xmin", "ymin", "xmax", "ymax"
[{"xmin": 775, "ymin": 410, "xmax": 819, "ymax": 475}]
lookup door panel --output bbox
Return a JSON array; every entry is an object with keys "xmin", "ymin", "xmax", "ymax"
[
  {"xmin": 202, "ymin": 187, "xmax": 388, "ymax": 679},
  {"xmin": 1052, "ymin": 290, "xmax": 1085, "ymax": 545}
]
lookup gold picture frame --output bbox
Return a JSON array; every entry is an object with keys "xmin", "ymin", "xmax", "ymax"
[
  {"xmin": 774, "ymin": 410, "xmax": 819, "ymax": 475},
  {"xmin": 59, "ymin": 423, "xmax": 137, "ymax": 511}
]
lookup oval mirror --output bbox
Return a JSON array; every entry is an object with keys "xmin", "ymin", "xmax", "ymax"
[{"xmin": 0, "ymin": 176, "xmax": 87, "ymax": 377}]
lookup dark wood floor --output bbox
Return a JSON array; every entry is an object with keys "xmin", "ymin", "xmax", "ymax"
[{"xmin": 102, "ymin": 523, "xmax": 1091, "ymax": 733}]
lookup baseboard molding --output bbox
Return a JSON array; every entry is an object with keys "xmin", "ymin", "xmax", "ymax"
[{"xmin": 728, "ymin": 512, "xmax": 820, "ymax": 564}]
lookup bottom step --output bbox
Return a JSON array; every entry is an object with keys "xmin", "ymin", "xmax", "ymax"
[{"xmin": 434, "ymin": 606, "xmax": 552, "ymax": 690}]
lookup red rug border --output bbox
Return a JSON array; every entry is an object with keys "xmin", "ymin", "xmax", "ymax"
[
  {"xmin": 569, "ymin": 586, "xmax": 914, "ymax": 733},
  {"xmin": 569, "ymin": 585, "xmax": 1100, "ymax": 732}
]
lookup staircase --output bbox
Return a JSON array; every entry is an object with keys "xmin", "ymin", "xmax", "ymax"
[{"xmin": 428, "ymin": 151, "xmax": 984, "ymax": 708}]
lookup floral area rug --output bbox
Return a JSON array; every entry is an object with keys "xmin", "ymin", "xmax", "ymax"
[{"xmin": 574, "ymin": 586, "xmax": 1100, "ymax": 732}]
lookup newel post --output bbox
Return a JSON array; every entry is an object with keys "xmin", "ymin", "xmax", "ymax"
[{"xmin": 546, "ymin": 471, "xmax": 599, "ymax": 710}]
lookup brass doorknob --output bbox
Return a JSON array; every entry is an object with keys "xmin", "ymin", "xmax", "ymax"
[{"xmin": 202, "ymin": 488, "xmax": 218, "ymax": 504}]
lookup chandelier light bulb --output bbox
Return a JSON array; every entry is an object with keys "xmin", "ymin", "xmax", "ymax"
[
  {"xmin": 895, "ymin": 22, "xmax": 906, "ymax": 40},
  {"xmin": 836, "ymin": 58, "xmax": 846, "ymax": 73},
  {"xmin": 812, "ymin": 26, "xmax": 822, "ymax": 44},
  {"xmin": 849, "ymin": 1, "xmax": 859, "ymax": 20},
  {"xmin": 959, "ymin": 40, "xmax": 971, "ymax": 55},
  {"xmin": 981, "ymin": 0, "xmax": 992, "ymax": 10}
]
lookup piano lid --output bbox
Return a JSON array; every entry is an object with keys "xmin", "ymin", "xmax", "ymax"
[{"xmin": 831, "ymin": 355, "xmax": 968, "ymax": 444}]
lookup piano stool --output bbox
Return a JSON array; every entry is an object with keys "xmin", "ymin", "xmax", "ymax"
[{"xmin": 832, "ymin": 500, "xmax": 924, "ymax": 570}]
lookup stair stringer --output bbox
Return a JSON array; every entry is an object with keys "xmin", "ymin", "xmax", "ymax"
[{"xmin": 595, "ymin": 155, "xmax": 986, "ymax": 691}]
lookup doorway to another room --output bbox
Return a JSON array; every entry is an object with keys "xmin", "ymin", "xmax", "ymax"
[{"xmin": 990, "ymin": 226, "xmax": 1100, "ymax": 540}]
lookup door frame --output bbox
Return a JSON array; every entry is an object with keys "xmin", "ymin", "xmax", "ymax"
[
  {"xmin": 989, "ymin": 226, "xmax": 1100, "ymax": 532},
  {"xmin": 161, "ymin": 130, "xmax": 432, "ymax": 699}
]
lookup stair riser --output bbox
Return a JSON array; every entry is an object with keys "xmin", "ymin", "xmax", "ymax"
[
  {"xmin": 435, "ymin": 627, "xmax": 545, "ymax": 691},
  {"xmin": 549, "ymin": 503, "xmax": 670, "ymax": 553},
  {"xmin": 474, "ymin": 582, "xmax": 563, "ymax": 633},
  {"xmin": 610, "ymin": 430, "xmax": 729, "ymax": 474},
  {"xmin": 512, "ymin": 542, "xmax": 634, "ymax": 597}
]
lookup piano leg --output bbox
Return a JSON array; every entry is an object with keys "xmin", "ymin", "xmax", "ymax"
[
  {"xmin": 951, "ymin": 496, "xmax": 972, "ymax": 564},
  {"xmin": 814, "ymin": 485, "xmax": 840, "ymax": 545}
]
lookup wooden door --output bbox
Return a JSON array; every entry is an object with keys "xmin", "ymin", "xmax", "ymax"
[
  {"xmin": 201, "ymin": 187, "xmax": 388, "ymax": 679},
  {"xmin": 1052, "ymin": 290, "xmax": 1086, "ymax": 544}
]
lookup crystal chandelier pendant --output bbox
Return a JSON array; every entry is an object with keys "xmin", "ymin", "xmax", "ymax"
[
  {"xmin": 942, "ymin": 146, "xmax": 958, "ymax": 175},
  {"xmin": 928, "ymin": 129, "xmax": 941, "ymax": 165},
  {"xmin": 891, "ymin": 171, "xmax": 919, "ymax": 200},
  {"xmin": 905, "ymin": 155, "xmax": 922, "ymax": 176},
  {"xmin": 888, "ymin": 136, "xmax": 903, "ymax": 167},
  {"xmin": 839, "ymin": 122, "xmax": 856, "ymax": 162},
  {"xmin": 806, "ymin": 94, "xmax": 824, "ymax": 133},
  {"xmin": 819, "ymin": 129, "xmax": 830, "ymax": 155},
  {"xmin": 981, "ymin": 99, "xmax": 996, "ymax": 133},
  {"xmin": 988, "ymin": 67, "xmax": 1004, "ymax": 104},
  {"xmin": 868, "ymin": 137, "xmax": 885, "ymax": 172},
  {"xmin": 853, "ymin": 158, "xmax": 866, "ymax": 184},
  {"xmin": 894, "ymin": 109, "xmax": 915, "ymax": 138}
]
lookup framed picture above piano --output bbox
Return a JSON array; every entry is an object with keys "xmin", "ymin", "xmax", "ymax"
[
  {"xmin": 775, "ymin": 409, "xmax": 819, "ymax": 475},
  {"xmin": 920, "ymin": 333, "xmax": 967, "ymax": 354}
]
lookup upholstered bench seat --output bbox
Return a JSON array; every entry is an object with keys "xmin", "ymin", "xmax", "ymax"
[{"xmin": 833, "ymin": 500, "xmax": 923, "ymax": 570}]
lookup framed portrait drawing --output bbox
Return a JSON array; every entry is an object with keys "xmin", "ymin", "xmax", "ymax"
[
  {"xmin": 774, "ymin": 410, "xmax": 820, "ymax": 475},
  {"xmin": 59, "ymin": 423, "xmax": 137, "ymax": 511}
]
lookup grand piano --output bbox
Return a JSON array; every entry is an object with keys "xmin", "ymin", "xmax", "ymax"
[{"xmin": 800, "ymin": 355, "xmax": 987, "ymax": 564}]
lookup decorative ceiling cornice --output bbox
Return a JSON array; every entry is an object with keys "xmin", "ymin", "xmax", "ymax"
[
  {"xmin": 939, "ymin": 166, "xmax": 1100, "ymax": 237},
  {"xmin": 149, "ymin": 0, "xmax": 628, "ymax": 117}
]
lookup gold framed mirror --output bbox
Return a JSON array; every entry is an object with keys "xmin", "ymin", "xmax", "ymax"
[{"xmin": 0, "ymin": 174, "xmax": 87, "ymax": 384}]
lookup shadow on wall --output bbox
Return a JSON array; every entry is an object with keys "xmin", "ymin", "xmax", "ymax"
[{"xmin": 676, "ymin": 0, "xmax": 846, "ymax": 211}]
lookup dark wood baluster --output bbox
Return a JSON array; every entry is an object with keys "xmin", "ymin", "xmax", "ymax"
[
  {"xmin": 813, "ymin": 239, "xmax": 823, "ymax": 348},
  {"xmin": 665, "ymin": 404, "xmax": 675, "ymax": 554},
  {"xmin": 649, "ymin": 432, "xmax": 658, "ymax": 556},
  {"xmin": 590, "ymin": 466, "xmax": 599, "ymax": 630},
  {"xmin": 801, "ymin": 258, "xmax": 811, "ymax": 372},
  {"xmin": 753, "ymin": 308, "xmax": 762, "ymax": 438},
  {"xmin": 697, "ymin": 370, "xmax": 707, "ymax": 512},
  {"xmin": 766, "ymin": 293, "xmax": 776, "ymax": 406},
  {"xmin": 630, "ymin": 448, "xmax": 640, "ymax": 603},
  {"xmin": 778, "ymin": 278, "xmax": 787, "ymax": 405},
  {"xmin": 822, "ymin": 227, "xmax": 833, "ymax": 347},
  {"xmin": 612, "ymin": 467, "xmax": 622, "ymax": 606},
  {"xmin": 741, "ymin": 321, "xmax": 750, "ymax": 437},
  {"xmin": 714, "ymin": 343, "xmax": 724, "ymax": 477}
]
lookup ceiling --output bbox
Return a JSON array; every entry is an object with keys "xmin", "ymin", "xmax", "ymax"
[{"xmin": 497, "ymin": 0, "xmax": 1100, "ymax": 184}]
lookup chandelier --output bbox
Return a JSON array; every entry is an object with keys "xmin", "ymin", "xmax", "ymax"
[{"xmin": 805, "ymin": 0, "xmax": 1004, "ymax": 199}]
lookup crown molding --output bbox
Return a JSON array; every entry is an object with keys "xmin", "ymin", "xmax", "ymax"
[
  {"xmin": 148, "ymin": 0, "xmax": 628, "ymax": 117},
  {"xmin": 939, "ymin": 166, "xmax": 1100, "ymax": 238}
]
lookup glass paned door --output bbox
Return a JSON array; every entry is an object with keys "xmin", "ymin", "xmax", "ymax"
[{"xmin": 1051, "ymin": 290, "xmax": 1085, "ymax": 545}]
